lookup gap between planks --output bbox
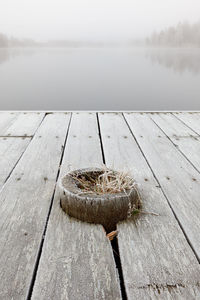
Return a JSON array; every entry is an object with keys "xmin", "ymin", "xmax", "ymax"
[
  {"xmin": 173, "ymin": 112, "xmax": 200, "ymax": 137},
  {"xmin": 124, "ymin": 113, "xmax": 200, "ymax": 262},
  {"xmin": 96, "ymin": 112, "xmax": 128, "ymax": 300},
  {"xmin": 150, "ymin": 114, "xmax": 200, "ymax": 181},
  {"xmin": 100, "ymin": 113, "xmax": 200, "ymax": 299},
  {"xmin": 0, "ymin": 114, "xmax": 46, "ymax": 191},
  {"xmin": 26, "ymin": 113, "xmax": 72, "ymax": 300},
  {"xmin": 31, "ymin": 112, "xmax": 122, "ymax": 300},
  {"xmin": 0, "ymin": 136, "xmax": 33, "ymax": 138},
  {"xmin": 0, "ymin": 113, "xmax": 71, "ymax": 299}
]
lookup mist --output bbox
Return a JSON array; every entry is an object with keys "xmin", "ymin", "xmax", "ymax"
[
  {"xmin": 0, "ymin": 0, "xmax": 200, "ymax": 42},
  {"xmin": 1, "ymin": 0, "xmax": 200, "ymax": 110}
]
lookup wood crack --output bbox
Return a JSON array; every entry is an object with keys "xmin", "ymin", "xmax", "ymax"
[
  {"xmin": 123, "ymin": 113, "xmax": 200, "ymax": 264},
  {"xmin": 97, "ymin": 113, "xmax": 127, "ymax": 300},
  {"xmin": 26, "ymin": 113, "xmax": 72, "ymax": 300},
  {"xmin": 136, "ymin": 282, "xmax": 200, "ymax": 294}
]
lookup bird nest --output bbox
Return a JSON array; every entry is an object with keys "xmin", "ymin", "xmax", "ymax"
[{"xmin": 70, "ymin": 166, "xmax": 137, "ymax": 196}]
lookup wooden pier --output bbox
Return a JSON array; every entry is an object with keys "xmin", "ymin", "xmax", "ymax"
[{"xmin": 0, "ymin": 112, "xmax": 200, "ymax": 299}]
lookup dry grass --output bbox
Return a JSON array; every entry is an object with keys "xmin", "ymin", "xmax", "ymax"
[
  {"xmin": 71, "ymin": 166, "xmax": 136, "ymax": 196},
  {"xmin": 69, "ymin": 166, "xmax": 151, "ymax": 220},
  {"xmin": 70, "ymin": 166, "xmax": 158, "ymax": 222}
]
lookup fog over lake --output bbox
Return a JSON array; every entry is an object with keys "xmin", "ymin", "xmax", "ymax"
[{"xmin": 0, "ymin": 47, "xmax": 200, "ymax": 110}]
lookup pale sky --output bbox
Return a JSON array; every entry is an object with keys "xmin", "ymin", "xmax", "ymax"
[{"xmin": 0, "ymin": 0, "xmax": 200, "ymax": 41}]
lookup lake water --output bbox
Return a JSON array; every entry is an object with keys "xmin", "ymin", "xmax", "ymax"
[{"xmin": 0, "ymin": 47, "xmax": 200, "ymax": 110}]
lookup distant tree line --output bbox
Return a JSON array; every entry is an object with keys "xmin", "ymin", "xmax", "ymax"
[
  {"xmin": 0, "ymin": 33, "xmax": 121, "ymax": 48},
  {"xmin": 0, "ymin": 33, "xmax": 8, "ymax": 47},
  {"xmin": 146, "ymin": 21, "xmax": 200, "ymax": 47},
  {"xmin": 0, "ymin": 33, "xmax": 41, "ymax": 47}
]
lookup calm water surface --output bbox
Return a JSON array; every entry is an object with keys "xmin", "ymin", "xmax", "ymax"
[{"xmin": 0, "ymin": 47, "xmax": 200, "ymax": 110}]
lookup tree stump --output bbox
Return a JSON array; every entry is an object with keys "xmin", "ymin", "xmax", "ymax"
[{"xmin": 59, "ymin": 168, "xmax": 140, "ymax": 232}]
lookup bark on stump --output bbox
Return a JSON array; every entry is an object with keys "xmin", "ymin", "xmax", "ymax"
[{"xmin": 59, "ymin": 168, "xmax": 140, "ymax": 232}]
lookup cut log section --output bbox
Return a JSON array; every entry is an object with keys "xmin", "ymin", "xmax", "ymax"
[{"xmin": 59, "ymin": 167, "xmax": 140, "ymax": 232}]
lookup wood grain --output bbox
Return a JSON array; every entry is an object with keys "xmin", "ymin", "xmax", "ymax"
[
  {"xmin": 173, "ymin": 112, "xmax": 200, "ymax": 135},
  {"xmin": 31, "ymin": 113, "xmax": 122, "ymax": 300},
  {"xmin": 0, "ymin": 137, "xmax": 31, "ymax": 188},
  {"xmin": 151, "ymin": 113, "xmax": 200, "ymax": 172},
  {"xmin": 0, "ymin": 113, "xmax": 70, "ymax": 300},
  {"xmin": 0, "ymin": 112, "xmax": 44, "ymax": 136},
  {"xmin": 0, "ymin": 112, "xmax": 19, "ymax": 134},
  {"xmin": 124, "ymin": 113, "xmax": 200, "ymax": 261},
  {"xmin": 99, "ymin": 112, "xmax": 200, "ymax": 300},
  {"xmin": 150, "ymin": 112, "xmax": 198, "ymax": 137}
]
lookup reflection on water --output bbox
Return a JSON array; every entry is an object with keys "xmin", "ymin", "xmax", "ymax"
[
  {"xmin": 2, "ymin": 47, "xmax": 200, "ymax": 74},
  {"xmin": 0, "ymin": 49, "xmax": 10, "ymax": 64},
  {"xmin": 146, "ymin": 48, "xmax": 200, "ymax": 75},
  {"xmin": 0, "ymin": 48, "xmax": 35, "ymax": 65},
  {"xmin": 0, "ymin": 47, "xmax": 200, "ymax": 110}
]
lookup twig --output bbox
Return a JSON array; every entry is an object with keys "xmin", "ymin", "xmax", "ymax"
[{"xmin": 140, "ymin": 210, "xmax": 159, "ymax": 216}]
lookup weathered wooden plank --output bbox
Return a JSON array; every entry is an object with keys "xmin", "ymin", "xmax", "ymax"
[
  {"xmin": 0, "ymin": 137, "xmax": 31, "ymax": 188},
  {"xmin": 151, "ymin": 113, "xmax": 200, "ymax": 172},
  {"xmin": 0, "ymin": 112, "xmax": 19, "ymax": 134},
  {"xmin": 130, "ymin": 285, "xmax": 200, "ymax": 299},
  {"xmin": 0, "ymin": 112, "xmax": 45, "ymax": 136},
  {"xmin": 99, "ymin": 112, "xmax": 200, "ymax": 300},
  {"xmin": 150, "ymin": 112, "xmax": 198, "ymax": 137},
  {"xmin": 173, "ymin": 112, "xmax": 200, "ymax": 135},
  {"xmin": 0, "ymin": 113, "xmax": 70, "ymax": 300},
  {"xmin": 31, "ymin": 112, "xmax": 121, "ymax": 300},
  {"xmin": 124, "ymin": 113, "xmax": 200, "ymax": 260}
]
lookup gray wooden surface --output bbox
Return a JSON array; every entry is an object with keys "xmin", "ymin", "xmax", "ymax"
[
  {"xmin": 124, "ymin": 113, "xmax": 200, "ymax": 262},
  {"xmin": 99, "ymin": 113, "xmax": 200, "ymax": 299},
  {"xmin": 0, "ymin": 112, "xmax": 44, "ymax": 136},
  {"xmin": 0, "ymin": 137, "xmax": 30, "ymax": 189},
  {"xmin": 31, "ymin": 112, "xmax": 121, "ymax": 300},
  {"xmin": 0, "ymin": 111, "xmax": 200, "ymax": 300},
  {"xmin": 151, "ymin": 113, "xmax": 200, "ymax": 172},
  {"xmin": 174, "ymin": 112, "xmax": 200, "ymax": 135},
  {"xmin": 0, "ymin": 113, "xmax": 70, "ymax": 299}
]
